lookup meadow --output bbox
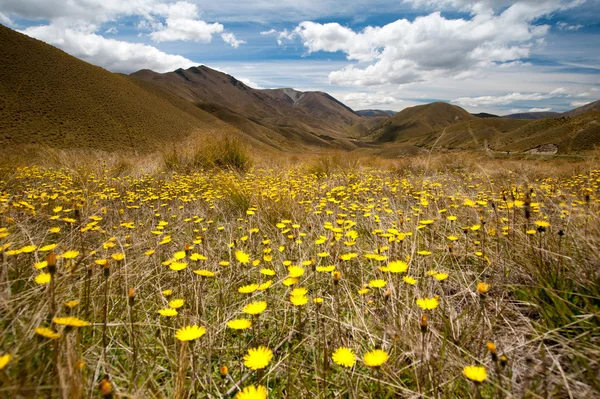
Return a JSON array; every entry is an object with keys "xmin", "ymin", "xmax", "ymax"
[{"xmin": 0, "ymin": 146, "xmax": 598, "ymax": 398}]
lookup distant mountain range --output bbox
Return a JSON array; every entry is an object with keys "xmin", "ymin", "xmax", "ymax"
[{"xmin": 1, "ymin": 24, "xmax": 599, "ymax": 155}]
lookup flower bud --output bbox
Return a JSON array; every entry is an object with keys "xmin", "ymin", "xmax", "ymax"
[
  {"xmin": 219, "ymin": 365, "xmax": 228, "ymax": 378},
  {"xmin": 420, "ymin": 314, "xmax": 428, "ymax": 334}
]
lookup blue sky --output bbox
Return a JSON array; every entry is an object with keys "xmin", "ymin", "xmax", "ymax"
[{"xmin": 1, "ymin": 0, "xmax": 599, "ymax": 114}]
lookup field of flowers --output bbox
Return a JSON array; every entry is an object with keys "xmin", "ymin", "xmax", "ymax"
[{"xmin": 0, "ymin": 159, "xmax": 598, "ymax": 398}]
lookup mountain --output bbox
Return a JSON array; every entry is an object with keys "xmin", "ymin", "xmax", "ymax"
[
  {"xmin": 503, "ymin": 112, "xmax": 561, "ymax": 120},
  {"xmin": 131, "ymin": 66, "xmax": 361, "ymax": 149},
  {"xmin": 562, "ymin": 99, "xmax": 600, "ymax": 117},
  {"xmin": 367, "ymin": 102, "xmax": 475, "ymax": 143},
  {"xmin": 0, "ymin": 24, "xmax": 245, "ymax": 153},
  {"xmin": 356, "ymin": 110, "xmax": 396, "ymax": 117},
  {"xmin": 472, "ymin": 112, "xmax": 499, "ymax": 118}
]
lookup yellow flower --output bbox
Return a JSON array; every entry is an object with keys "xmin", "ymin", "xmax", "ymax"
[
  {"xmin": 463, "ymin": 365, "xmax": 487, "ymax": 382},
  {"xmin": 49, "ymin": 227, "xmax": 61, "ymax": 233},
  {"xmin": 316, "ymin": 265, "xmax": 335, "ymax": 273},
  {"xmin": 535, "ymin": 220, "xmax": 550, "ymax": 227},
  {"xmin": 169, "ymin": 261, "xmax": 187, "ymax": 271},
  {"xmin": 194, "ymin": 269, "xmax": 215, "ymax": 277},
  {"xmin": 111, "ymin": 253, "xmax": 125, "ymax": 262},
  {"xmin": 235, "ymin": 250, "xmax": 250, "ymax": 264},
  {"xmin": 175, "ymin": 325, "xmax": 206, "ymax": 341},
  {"xmin": 145, "ymin": 249, "xmax": 155, "ymax": 256},
  {"xmin": 290, "ymin": 295, "xmax": 308, "ymax": 306},
  {"xmin": 332, "ymin": 347, "xmax": 356, "ymax": 368},
  {"xmin": 168, "ymin": 299, "xmax": 185, "ymax": 309},
  {"xmin": 417, "ymin": 250, "xmax": 432, "ymax": 256},
  {"xmin": 290, "ymin": 287, "xmax": 308, "ymax": 297},
  {"xmin": 0, "ymin": 354, "xmax": 11, "ymax": 370},
  {"xmin": 39, "ymin": 244, "xmax": 57, "ymax": 252},
  {"xmin": 386, "ymin": 260, "xmax": 408, "ymax": 273},
  {"xmin": 238, "ymin": 284, "xmax": 259, "ymax": 294},
  {"xmin": 61, "ymin": 250, "xmax": 80, "ymax": 259},
  {"xmin": 243, "ymin": 301, "xmax": 267, "ymax": 315},
  {"xmin": 34, "ymin": 261, "xmax": 48, "ymax": 269},
  {"xmin": 95, "ymin": 259, "xmax": 108, "ymax": 266},
  {"xmin": 158, "ymin": 308, "xmax": 178, "ymax": 317},
  {"xmin": 64, "ymin": 300, "xmax": 80, "ymax": 308},
  {"xmin": 35, "ymin": 273, "xmax": 51, "ymax": 285},
  {"xmin": 260, "ymin": 268, "xmax": 275, "ymax": 276},
  {"xmin": 416, "ymin": 297, "xmax": 439, "ymax": 310},
  {"xmin": 162, "ymin": 289, "xmax": 173, "ymax": 296},
  {"xmin": 227, "ymin": 319, "xmax": 252, "ymax": 330},
  {"xmin": 173, "ymin": 251, "xmax": 186, "ymax": 260},
  {"xmin": 243, "ymin": 346, "xmax": 273, "ymax": 370},
  {"xmin": 35, "ymin": 327, "xmax": 61, "ymax": 339},
  {"xmin": 313, "ymin": 297, "xmax": 323, "ymax": 304},
  {"xmin": 20, "ymin": 245, "xmax": 37, "ymax": 253},
  {"xmin": 235, "ymin": 385, "xmax": 268, "ymax": 399},
  {"xmin": 339, "ymin": 253, "xmax": 357, "ymax": 261},
  {"xmin": 477, "ymin": 282, "xmax": 490, "ymax": 294},
  {"xmin": 447, "ymin": 235, "xmax": 459, "ymax": 241},
  {"xmin": 282, "ymin": 277, "xmax": 298, "ymax": 286},
  {"xmin": 363, "ymin": 349, "xmax": 389, "ymax": 367},
  {"xmin": 53, "ymin": 317, "xmax": 90, "ymax": 327},
  {"xmin": 434, "ymin": 273, "xmax": 449, "ymax": 281},
  {"xmin": 368, "ymin": 279, "xmax": 387, "ymax": 288},
  {"xmin": 257, "ymin": 280, "xmax": 272, "ymax": 291},
  {"xmin": 287, "ymin": 266, "xmax": 305, "ymax": 278},
  {"xmin": 189, "ymin": 253, "xmax": 208, "ymax": 261}
]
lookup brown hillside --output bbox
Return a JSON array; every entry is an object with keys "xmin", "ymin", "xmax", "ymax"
[
  {"xmin": 496, "ymin": 110, "xmax": 600, "ymax": 153},
  {"xmin": 369, "ymin": 102, "xmax": 475, "ymax": 143},
  {"xmin": 562, "ymin": 99, "xmax": 600, "ymax": 117},
  {"xmin": 416, "ymin": 118, "xmax": 531, "ymax": 150},
  {"xmin": 0, "ymin": 25, "xmax": 237, "ymax": 152},
  {"xmin": 131, "ymin": 66, "xmax": 362, "ymax": 148}
]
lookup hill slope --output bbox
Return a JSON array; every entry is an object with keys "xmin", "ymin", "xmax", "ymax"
[
  {"xmin": 0, "ymin": 25, "xmax": 244, "ymax": 152},
  {"xmin": 368, "ymin": 102, "xmax": 475, "ymax": 143},
  {"xmin": 131, "ymin": 66, "xmax": 361, "ymax": 148},
  {"xmin": 562, "ymin": 99, "xmax": 600, "ymax": 117},
  {"xmin": 503, "ymin": 112, "xmax": 560, "ymax": 120}
]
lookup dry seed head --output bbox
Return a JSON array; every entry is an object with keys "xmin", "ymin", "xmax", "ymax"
[
  {"xmin": 420, "ymin": 314, "xmax": 428, "ymax": 334},
  {"xmin": 128, "ymin": 288, "xmax": 135, "ymax": 306},
  {"xmin": 99, "ymin": 378, "xmax": 113, "ymax": 398},
  {"xmin": 47, "ymin": 251, "xmax": 57, "ymax": 275}
]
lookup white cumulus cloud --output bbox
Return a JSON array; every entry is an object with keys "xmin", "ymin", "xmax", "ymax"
[
  {"xmin": 221, "ymin": 32, "xmax": 245, "ymax": 48},
  {"xmin": 453, "ymin": 88, "xmax": 568, "ymax": 107},
  {"xmin": 20, "ymin": 23, "xmax": 197, "ymax": 73},
  {"xmin": 343, "ymin": 92, "xmax": 398, "ymax": 107},
  {"xmin": 149, "ymin": 2, "xmax": 224, "ymax": 43}
]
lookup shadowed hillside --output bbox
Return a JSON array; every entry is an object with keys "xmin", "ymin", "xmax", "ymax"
[
  {"xmin": 131, "ymin": 66, "xmax": 361, "ymax": 149},
  {"xmin": 0, "ymin": 25, "xmax": 246, "ymax": 152}
]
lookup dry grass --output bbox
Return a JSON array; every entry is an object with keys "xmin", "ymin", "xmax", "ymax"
[{"xmin": 0, "ymin": 153, "xmax": 598, "ymax": 398}]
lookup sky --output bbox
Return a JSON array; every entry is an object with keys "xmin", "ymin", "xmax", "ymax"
[{"xmin": 1, "ymin": 0, "xmax": 599, "ymax": 115}]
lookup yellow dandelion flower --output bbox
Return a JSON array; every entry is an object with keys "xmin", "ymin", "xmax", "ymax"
[
  {"xmin": 0, "ymin": 354, "xmax": 11, "ymax": 370},
  {"xmin": 238, "ymin": 284, "xmax": 259, "ymax": 294},
  {"xmin": 287, "ymin": 266, "xmax": 305, "ymax": 278},
  {"xmin": 169, "ymin": 261, "xmax": 187, "ymax": 271},
  {"xmin": 243, "ymin": 301, "xmax": 267, "ymax": 315},
  {"xmin": 39, "ymin": 244, "xmax": 57, "ymax": 252},
  {"xmin": 35, "ymin": 273, "xmax": 51, "ymax": 285},
  {"xmin": 95, "ymin": 259, "xmax": 108, "ymax": 266},
  {"xmin": 463, "ymin": 365, "xmax": 487, "ymax": 382},
  {"xmin": 227, "ymin": 319, "xmax": 252, "ymax": 330},
  {"xmin": 61, "ymin": 250, "xmax": 79, "ymax": 259},
  {"xmin": 49, "ymin": 227, "xmax": 61, "ymax": 233},
  {"xmin": 363, "ymin": 349, "xmax": 389, "ymax": 367},
  {"xmin": 417, "ymin": 250, "xmax": 432, "ymax": 256},
  {"xmin": 52, "ymin": 317, "xmax": 90, "ymax": 327},
  {"xmin": 313, "ymin": 297, "xmax": 323, "ymax": 304},
  {"xmin": 168, "ymin": 299, "xmax": 185, "ymax": 309},
  {"xmin": 332, "ymin": 347, "xmax": 356, "ymax": 368},
  {"xmin": 173, "ymin": 251, "xmax": 186, "ymax": 260},
  {"xmin": 111, "ymin": 253, "xmax": 125, "ymax": 262},
  {"xmin": 477, "ymin": 282, "xmax": 490, "ymax": 294},
  {"xmin": 243, "ymin": 346, "xmax": 273, "ymax": 370},
  {"xmin": 434, "ymin": 273, "xmax": 449, "ymax": 281},
  {"xmin": 260, "ymin": 268, "xmax": 275, "ymax": 276},
  {"xmin": 20, "ymin": 245, "xmax": 37, "ymax": 253},
  {"xmin": 257, "ymin": 280, "xmax": 272, "ymax": 290},
  {"xmin": 316, "ymin": 265, "xmax": 335, "ymax": 272},
  {"xmin": 416, "ymin": 297, "xmax": 439, "ymax": 310},
  {"xmin": 64, "ymin": 300, "xmax": 80, "ymax": 308},
  {"xmin": 339, "ymin": 253, "xmax": 357, "ymax": 261},
  {"xmin": 158, "ymin": 308, "xmax": 178, "ymax": 317},
  {"xmin": 145, "ymin": 249, "xmax": 155, "ymax": 256},
  {"xmin": 235, "ymin": 250, "xmax": 250, "ymax": 264},
  {"xmin": 447, "ymin": 235, "xmax": 459, "ymax": 241},
  {"xmin": 290, "ymin": 295, "xmax": 308, "ymax": 306},
  {"xmin": 369, "ymin": 279, "xmax": 387, "ymax": 288},
  {"xmin": 162, "ymin": 289, "xmax": 173, "ymax": 296},
  {"xmin": 386, "ymin": 260, "xmax": 408, "ymax": 273},
  {"xmin": 235, "ymin": 385, "xmax": 267, "ymax": 399},
  {"xmin": 193, "ymin": 269, "xmax": 215, "ymax": 277},
  {"xmin": 34, "ymin": 261, "xmax": 48, "ymax": 269},
  {"xmin": 175, "ymin": 325, "xmax": 206, "ymax": 341},
  {"xmin": 35, "ymin": 327, "xmax": 61, "ymax": 339},
  {"xmin": 282, "ymin": 277, "xmax": 298, "ymax": 286}
]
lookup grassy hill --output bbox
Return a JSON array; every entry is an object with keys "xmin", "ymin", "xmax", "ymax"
[
  {"xmin": 368, "ymin": 102, "xmax": 475, "ymax": 143},
  {"xmin": 0, "ymin": 25, "xmax": 246, "ymax": 153}
]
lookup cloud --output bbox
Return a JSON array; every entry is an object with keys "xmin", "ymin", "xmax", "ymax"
[
  {"xmin": 20, "ymin": 23, "xmax": 196, "ymax": 73},
  {"xmin": 148, "ymin": 2, "xmax": 224, "ymax": 43},
  {"xmin": 265, "ymin": 1, "xmax": 582, "ymax": 87},
  {"xmin": 105, "ymin": 27, "xmax": 118, "ymax": 34},
  {"xmin": 0, "ymin": 11, "xmax": 13, "ymax": 25},
  {"xmin": 343, "ymin": 92, "xmax": 398, "ymax": 107},
  {"xmin": 570, "ymin": 100, "xmax": 589, "ymax": 107},
  {"xmin": 237, "ymin": 77, "xmax": 263, "ymax": 89},
  {"xmin": 453, "ymin": 87, "xmax": 567, "ymax": 107},
  {"xmin": 556, "ymin": 21, "xmax": 583, "ymax": 31},
  {"xmin": 528, "ymin": 107, "xmax": 552, "ymax": 112},
  {"xmin": 221, "ymin": 32, "xmax": 245, "ymax": 48}
]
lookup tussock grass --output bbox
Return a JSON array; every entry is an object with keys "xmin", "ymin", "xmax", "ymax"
[{"xmin": 0, "ymin": 153, "xmax": 598, "ymax": 398}]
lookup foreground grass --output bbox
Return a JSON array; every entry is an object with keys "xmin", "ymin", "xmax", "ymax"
[{"xmin": 0, "ymin": 156, "xmax": 598, "ymax": 398}]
